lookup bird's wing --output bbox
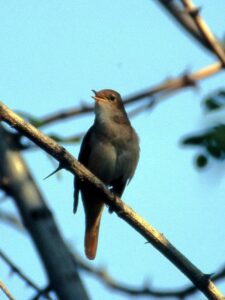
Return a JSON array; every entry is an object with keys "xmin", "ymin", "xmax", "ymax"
[{"xmin": 73, "ymin": 126, "xmax": 94, "ymax": 213}]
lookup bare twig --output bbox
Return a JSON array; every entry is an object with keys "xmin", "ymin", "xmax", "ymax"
[
  {"xmin": 181, "ymin": 0, "xmax": 225, "ymax": 65},
  {"xmin": 75, "ymin": 250, "xmax": 225, "ymax": 299},
  {"xmin": 30, "ymin": 61, "xmax": 222, "ymax": 128},
  {"xmin": 74, "ymin": 252, "xmax": 190, "ymax": 298},
  {"xmin": 35, "ymin": 105, "xmax": 93, "ymax": 128},
  {"xmin": 0, "ymin": 210, "xmax": 24, "ymax": 231},
  {"xmin": 31, "ymin": 286, "xmax": 52, "ymax": 300},
  {"xmin": 0, "ymin": 250, "xmax": 53, "ymax": 300},
  {"xmin": 0, "ymin": 103, "xmax": 224, "ymax": 299},
  {"xmin": 0, "ymin": 250, "xmax": 45, "ymax": 295},
  {"xmin": 156, "ymin": 0, "xmax": 211, "ymax": 51},
  {"xmin": 0, "ymin": 279, "xmax": 14, "ymax": 300}
]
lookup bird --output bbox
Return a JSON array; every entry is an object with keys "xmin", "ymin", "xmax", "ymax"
[{"xmin": 74, "ymin": 89, "xmax": 139, "ymax": 260}]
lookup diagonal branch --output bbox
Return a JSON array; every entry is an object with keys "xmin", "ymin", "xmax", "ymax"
[
  {"xmin": 181, "ymin": 0, "xmax": 225, "ymax": 65},
  {"xmin": 0, "ymin": 209, "xmax": 24, "ymax": 231},
  {"xmin": 0, "ymin": 280, "xmax": 14, "ymax": 300},
  {"xmin": 156, "ymin": 0, "xmax": 211, "ymax": 51},
  {"xmin": 30, "ymin": 61, "xmax": 222, "ymax": 129},
  {"xmin": 0, "ymin": 103, "xmax": 224, "ymax": 299},
  {"xmin": 0, "ymin": 249, "xmax": 51, "ymax": 299}
]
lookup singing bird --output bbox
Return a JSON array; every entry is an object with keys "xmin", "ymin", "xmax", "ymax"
[{"xmin": 74, "ymin": 89, "xmax": 139, "ymax": 260}]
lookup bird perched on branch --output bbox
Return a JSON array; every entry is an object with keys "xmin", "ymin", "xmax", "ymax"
[{"xmin": 74, "ymin": 89, "xmax": 139, "ymax": 260}]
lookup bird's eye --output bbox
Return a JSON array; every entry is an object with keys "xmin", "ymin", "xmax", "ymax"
[{"xmin": 108, "ymin": 95, "xmax": 116, "ymax": 101}]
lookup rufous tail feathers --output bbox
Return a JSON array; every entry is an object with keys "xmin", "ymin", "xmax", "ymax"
[{"xmin": 84, "ymin": 200, "xmax": 104, "ymax": 260}]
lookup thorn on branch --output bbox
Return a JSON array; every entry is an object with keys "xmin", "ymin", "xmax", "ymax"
[
  {"xmin": 196, "ymin": 273, "xmax": 212, "ymax": 287},
  {"xmin": 43, "ymin": 164, "xmax": 63, "ymax": 180},
  {"xmin": 203, "ymin": 273, "xmax": 214, "ymax": 281},
  {"xmin": 182, "ymin": 74, "xmax": 197, "ymax": 87},
  {"xmin": 185, "ymin": 6, "xmax": 201, "ymax": 18}
]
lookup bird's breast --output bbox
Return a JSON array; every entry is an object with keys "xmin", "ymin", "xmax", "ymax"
[{"xmin": 89, "ymin": 123, "xmax": 139, "ymax": 184}]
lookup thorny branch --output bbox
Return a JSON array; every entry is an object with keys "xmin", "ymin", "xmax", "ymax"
[
  {"xmin": 156, "ymin": 0, "xmax": 211, "ymax": 51},
  {"xmin": 0, "ymin": 103, "xmax": 224, "ymax": 300},
  {"xmin": 181, "ymin": 0, "xmax": 225, "ymax": 65}
]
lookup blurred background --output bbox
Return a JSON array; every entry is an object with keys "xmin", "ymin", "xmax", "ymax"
[{"xmin": 1, "ymin": 1, "xmax": 225, "ymax": 299}]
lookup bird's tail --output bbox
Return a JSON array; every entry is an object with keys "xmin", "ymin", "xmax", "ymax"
[{"xmin": 84, "ymin": 200, "xmax": 104, "ymax": 260}]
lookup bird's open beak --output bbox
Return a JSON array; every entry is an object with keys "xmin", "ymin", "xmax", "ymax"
[{"xmin": 91, "ymin": 90, "xmax": 105, "ymax": 103}]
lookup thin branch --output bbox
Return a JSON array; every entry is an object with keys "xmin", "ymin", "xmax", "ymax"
[
  {"xmin": 181, "ymin": 0, "xmax": 225, "ymax": 65},
  {"xmin": 0, "ymin": 250, "xmax": 53, "ymax": 300},
  {"xmin": 156, "ymin": 0, "xmax": 211, "ymax": 51},
  {"xmin": 0, "ymin": 280, "xmax": 15, "ymax": 300},
  {"xmin": 29, "ymin": 61, "xmax": 222, "ymax": 128},
  {"xmin": 75, "ymin": 250, "xmax": 225, "ymax": 299},
  {"xmin": 1, "ymin": 103, "xmax": 224, "ymax": 300},
  {"xmin": 0, "ymin": 209, "xmax": 24, "ymax": 231},
  {"xmin": 34, "ymin": 105, "xmax": 93, "ymax": 128},
  {"xmin": 0, "ymin": 250, "xmax": 48, "ymax": 296},
  {"xmin": 31, "ymin": 286, "xmax": 52, "ymax": 300},
  {"xmin": 74, "ymin": 252, "xmax": 190, "ymax": 298}
]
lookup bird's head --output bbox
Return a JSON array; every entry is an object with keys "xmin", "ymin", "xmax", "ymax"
[{"xmin": 92, "ymin": 89, "xmax": 129, "ymax": 125}]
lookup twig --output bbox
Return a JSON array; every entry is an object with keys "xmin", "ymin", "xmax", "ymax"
[
  {"xmin": 0, "ymin": 279, "xmax": 14, "ymax": 300},
  {"xmin": 31, "ymin": 286, "xmax": 51, "ymax": 300},
  {"xmin": 32, "ymin": 61, "xmax": 222, "ymax": 128},
  {"xmin": 0, "ymin": 103, "xmax": 224, "ymax": 300},
  {"xmin": 75, "ymin": 250, "xmax": 225, "ymax": 299},
  {"xmin": 181, "ymin": 0, "xmax": 225, "ymax": 66},
  {"xmin": 0, "ymin": 250, "xmax": 52, "ymax": 299},
  {"xmin": 0, "ymin": 210, "xmax": 24, "ymax": 231},
  {"xmin": 74, "ymin": 252, "xmax": 189, "ymax": 298},
  {"xmin": 36, "ymin": 106, "xmax": 92, "ymax": 128},
  {"xmin": 156, "ymin": 0, "xmax": 211, "ymax": 51}
]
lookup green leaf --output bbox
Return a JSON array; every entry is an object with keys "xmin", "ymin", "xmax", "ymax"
[
  {"xmin": 195, "ymin": 155, "xmax": 208, "ymax": 168},
  {"xmin": 203, "ymin": 89, "xmax": 225, "ymax": 112}
]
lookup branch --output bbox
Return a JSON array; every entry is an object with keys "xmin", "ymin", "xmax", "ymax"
[
  {"xmin": 156, "ymin": 0, "xmax": 211, "ymax": 51},
  {"xmin": 74, "ymin": 252, "xmax": 192, "ymax": 298},
  {"xmin": 0, "ymin": 280, "xmax": 14, "ymax": 300},
  {"xmin": 0, "ymin": 104, "xmax": 224, "ymax": 299},
  {"xmin": 76, "ymin": 250, "xmax": 225, "ymax": 299},
  {"xmin": 181, "ymin": 0, "xmax": 225, "ymax": 65},
  {"xmin": 0, "ymin": 125, "xmax": 89, "ymax": 300},
  {"xmin": 31, "ymin": 286, "xmax": 51, "ymax": 300},
  {"xmin": 0, "ymin": 209, "xmax": 24, "ymax": 231},
  {"xmin": 0, "ymin": 249, "xmax": 52, "ymax": 299},
  {"xmin": 26, "ymin": 61, "xmax": 222, "ymax": 129},
  {"xmin": 0, "ymin": 250, "xmax": 52, "ymax": 300}
]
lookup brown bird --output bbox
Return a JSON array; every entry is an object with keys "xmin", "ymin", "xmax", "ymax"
[{"xmin": 74, "ymin": 89, "xmax": 139, "ymax": 260}]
